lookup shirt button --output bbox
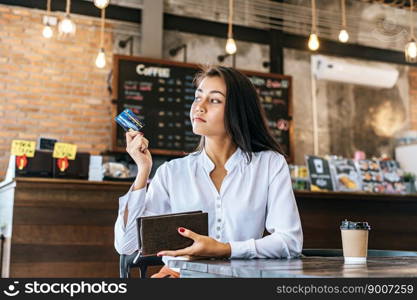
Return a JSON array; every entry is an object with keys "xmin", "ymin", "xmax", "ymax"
[
  {"xmin": 216, "ymin": 235, "xmax": 220, "ymax": 239},
  {"xmin": 216, "ymin": 204, "xmax": 221, "ymax": 209},
  {"xmin": 217, "ymin": 218, "xmax": 221, "ymax": 223},
  {"xmin": 216, "ymin": 226, "xmax": 221, "ymax": 231}
]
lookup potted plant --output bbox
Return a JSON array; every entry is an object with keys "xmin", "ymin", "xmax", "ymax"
[{"xmin": 403, "ymin": 172, "xmax": 417, "ymax": 194}]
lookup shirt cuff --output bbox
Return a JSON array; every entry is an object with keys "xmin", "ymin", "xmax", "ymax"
[
  {"xmin": 118, "ymin": 185, "xmax": 147, "ymax": 231},
  {"xmin": 229, "ymin": 239, "xmax": 257, "ymax": 259},
  {"xmin": 118, "ymin": 183, "xmax": 145, "ymax": 209},
  {"xmin": 127, "ymin": 187, "xmax": 146, "ymax": 210}
]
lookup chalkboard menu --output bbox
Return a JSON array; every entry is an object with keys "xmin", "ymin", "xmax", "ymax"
[{"xmin": 112, "ymin": 55, "xmax": 293, "ymax": 161}]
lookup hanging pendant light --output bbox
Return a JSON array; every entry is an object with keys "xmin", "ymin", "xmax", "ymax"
[
  {"xmin": 405, "ymin": 0, "xmax": 417, "ymax": 63},
  {"xmin": 95, "ymin": 48, "xmax": 106, "ymax": 68},
  {"xmin": 43, "ymin": 23, "xmax": 53, "ymax": 39},
  {"xmin": 338, "ymin": 29, "xmax": 349, "ymax": 43},
  {"xmin": 95, "ymin": 7, "xmax": 106, "ymax": 68},
  {"xmin": 94, "ymin": 0, "xmax": 110, "ymax": 9},
  {"xmin": 59, "ymin": 15, "xmax": 75, "ymax": 35},
  {"xmin": 308, "ymin": 33, "xmax": 319, "ymax": 51},
  {"xmin": 225, "ymin": 0, "xmax": 237, "ymax": 55},
  {"xmin": 58, "ymin": 0, "xmax": 76, "ymax": 36},
  {"xmin": 338, "ymin": 0, "xmax": 349, "ymax": 43},
  {"xmin": 308, "ymin": 0, "xmax": 319, "ymax": 51},
  {"xmin": 42, "ymin": 0, "xmax": 53, "ymax": 38}
]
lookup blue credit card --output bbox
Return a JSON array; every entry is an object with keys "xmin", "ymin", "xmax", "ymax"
[{"xmin": 115, "ymin": 108, "xmax": 145, "ymax": 132}]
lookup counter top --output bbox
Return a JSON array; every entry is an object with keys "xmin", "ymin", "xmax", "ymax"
[{"xmin": 168, "ymin": 256, "xmax": 417, "ymax": 278}]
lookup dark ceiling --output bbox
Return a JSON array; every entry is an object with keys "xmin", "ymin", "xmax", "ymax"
[{"xmin": 0, "ymin": 0, "xmax": 141, "ymax": 23}]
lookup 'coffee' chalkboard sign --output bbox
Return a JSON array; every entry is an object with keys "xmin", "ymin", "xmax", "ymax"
[{"xmin": 112, "ymin": 55, "xmax": 293, "ymax": 161}]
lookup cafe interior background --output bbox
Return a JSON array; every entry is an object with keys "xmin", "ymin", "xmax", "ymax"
[{"xmin": 1, "ymin": 0, "xmax": 417, "ymax": 278}]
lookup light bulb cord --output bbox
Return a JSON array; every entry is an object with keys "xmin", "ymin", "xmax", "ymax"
[
  {"xmin": 100, "ymin": 8, "xmax": 105, "ymax": 48},
  {"xmin": 410, "ymin": 0, "xmax": 415, "ymax": 38},
  {"xmin": 227, "ymin": 0, "xmax": 233, "ymax": 39},
  {"xmin": 311, "ymin": 0, "xmax": 316, "ymax": 33},
  {"xmin": 46, "ymin": 0, "xmax": 51, "ymax": 15},
  {"xmin": 66, "ymin": 0, "xmax": 71, "ymax": 15},
  {"xmin": 341, "ymin": 0, "xmax": 346, "ymax": 29}
]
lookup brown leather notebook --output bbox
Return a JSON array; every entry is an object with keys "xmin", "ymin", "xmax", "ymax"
[{"xmin": 136, "ymin": 211, "xmax": 209, "ymax": 256}]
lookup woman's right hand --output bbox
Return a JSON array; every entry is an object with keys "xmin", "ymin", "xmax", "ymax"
[{"xmin": 126, "ymin": 131, "xmax": 152, "ymax": 172}]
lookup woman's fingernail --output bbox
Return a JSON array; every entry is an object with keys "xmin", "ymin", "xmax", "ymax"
[{"xmin": 178, "ymin": 227, "xmax": 185, "ymax": 233}]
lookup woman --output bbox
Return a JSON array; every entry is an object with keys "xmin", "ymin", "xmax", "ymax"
[{"xmin": 114, "ymin": 66, "xmax": 303, "ymax": 278}]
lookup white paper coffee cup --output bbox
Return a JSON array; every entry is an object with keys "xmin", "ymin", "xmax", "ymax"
[{"xmin": 340, "ymin": 220, "xmax": 371, "ymax": 264}]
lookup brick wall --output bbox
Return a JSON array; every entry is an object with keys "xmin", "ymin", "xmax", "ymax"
[
  {"xmin": 2, "ymin": 4, "xmax": 417, "ymax": 179},
  {"xmin": 409, "ymin": 67, "xmax": 417, "ymax": 131},
  {"xmin": 0, "ymin": 4, "xmax": 270, "ymax": 180},
  {"xmin": 0, "ymin": 5, "xmax": 114, "ymax": 179}
]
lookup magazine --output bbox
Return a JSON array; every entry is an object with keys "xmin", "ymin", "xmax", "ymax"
[
  {"xmin": 355, "ymin": 159, "xmax": 385, "ymax": 193},
  {"xmin": 329, "ymin": 157, "xmax": 362, "ymax": 192},
  {"xmin": 379, "ymin": 160, "xmax": 406, "ymax": 194}
]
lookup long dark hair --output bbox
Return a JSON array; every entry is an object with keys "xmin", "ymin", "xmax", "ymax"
[{"xmin": 193, "ymin": 66, "xmax": 285, "ymax": 163}]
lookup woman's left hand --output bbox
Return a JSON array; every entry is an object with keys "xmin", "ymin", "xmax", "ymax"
[{"xmin": 157, "ymin": 227, "xmax": 231, "ymax": 258}]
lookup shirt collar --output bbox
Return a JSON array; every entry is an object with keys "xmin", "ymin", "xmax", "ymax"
[{"xmin": 200, "ymin": 147, "xmax": 244, "ymax": 173}]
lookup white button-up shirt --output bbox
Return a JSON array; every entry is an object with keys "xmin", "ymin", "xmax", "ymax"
[{"xmin": 114, "ymin": 147, "xmax": 303, "ymax": 261}]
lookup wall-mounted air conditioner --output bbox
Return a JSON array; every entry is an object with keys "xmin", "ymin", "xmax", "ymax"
[{"xmin": 311, "ymin": 55, "xmax": 399, "ymax": 88}]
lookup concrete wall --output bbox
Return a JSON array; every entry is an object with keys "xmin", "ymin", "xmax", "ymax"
[
  {"xmin": 285, "ymin": 48, "xmax": 412, "ymax": 164},
  {"xmin": 163, "ymin": 30, "xmax": 269, "ymax": 71}
]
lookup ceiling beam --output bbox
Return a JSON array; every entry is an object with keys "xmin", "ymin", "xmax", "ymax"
[
  {"xmin": 164, "ymin": 14, "xmax": 412, "ymax": 66},
  {"xmin": 0, "ymin": 0, "xmax": 141, "ymax": 23}
]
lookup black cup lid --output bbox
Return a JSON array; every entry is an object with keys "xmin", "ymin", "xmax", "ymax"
[{"xmin": 340, "ymin": 219, "xmax": 371, "ymax": 230}]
